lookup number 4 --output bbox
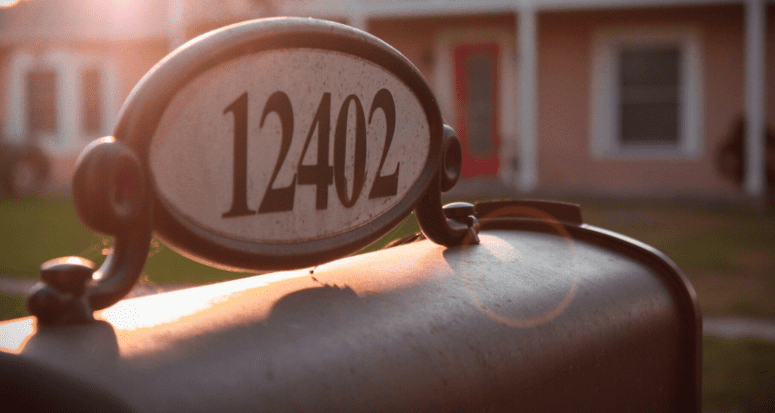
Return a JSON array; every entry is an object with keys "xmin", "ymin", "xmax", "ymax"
[{"xmin": 298, "ymin": 93, "xmax": 334, "ymax": 210}]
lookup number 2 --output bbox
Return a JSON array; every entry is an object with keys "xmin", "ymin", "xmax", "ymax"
[
  {"xmin": 258, "ymin": 91, "xmax": 296, "ymax": 214},
  {"xmin": 368, "ymin": 89, "xmax": 399, "ymax": 199}
]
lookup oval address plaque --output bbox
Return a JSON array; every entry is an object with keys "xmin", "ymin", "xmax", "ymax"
[{"xmin": 111, "ymin": 18, "xmax": 444, "ymax": 270}]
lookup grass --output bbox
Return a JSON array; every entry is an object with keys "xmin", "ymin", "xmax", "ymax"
[
  {"xmin": 0, "ymin": 196, "xmax": 251, "ymax": 284},
  {"xmin": 0, "ymin": 292, "xmax": 28, "ymax": 320},
  {"xmin": 702, "ymin": 336, "xmax": 775, "ymax": 412},
  {"xmin": 0, "ymin": 197, "xmax": 97, "ymax": 278}
]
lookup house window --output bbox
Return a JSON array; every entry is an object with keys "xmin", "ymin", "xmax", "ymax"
[
  {"xmin": 619, "ymin": 47, "xmax": 679, "ymax": 145},
  {"xmin": 7, "ymin": 51, "xmax": 119, "ymax": 153},
  {"xmin": 590, "ymin": 28, "xmax": 703, "ymax": 159},
  {"xmin": 82, "ymin": 68, "xmax": 102, "ymax": 135},
  {"xmin": 26, "ymin": 70, "xmax": 58, "ymax": 133}
]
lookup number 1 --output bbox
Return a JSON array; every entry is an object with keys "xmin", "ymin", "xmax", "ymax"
[{"xmin": 222, "ymin": 92, "xmax": 254, "ymax": 218}]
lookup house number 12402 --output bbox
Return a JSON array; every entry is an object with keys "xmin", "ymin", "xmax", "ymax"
[{"xmin": 222, "ymin": 88, "xmax": 401, "ymax": 218}]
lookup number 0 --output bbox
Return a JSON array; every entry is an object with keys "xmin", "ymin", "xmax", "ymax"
[{"xmin": 334, "ymin": 95, "xmax": 367, "ymax": 208}]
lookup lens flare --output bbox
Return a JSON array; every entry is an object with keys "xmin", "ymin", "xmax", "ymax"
[{"xmin": 459, "ymin": 205, "xmax": 580, "ymax": 329}]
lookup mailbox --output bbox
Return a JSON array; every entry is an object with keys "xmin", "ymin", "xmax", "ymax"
[{"xmin": 0, "ymin": 18, "xmax": 700, "ymax": 412}]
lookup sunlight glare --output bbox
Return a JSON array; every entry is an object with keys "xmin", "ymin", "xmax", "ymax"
[{"xmin": 0, "ymin": 0, "xmax": 20, "ymax": 8}]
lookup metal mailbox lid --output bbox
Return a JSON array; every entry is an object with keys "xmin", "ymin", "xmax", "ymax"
[{"xmin": 0, "ymin": 219, "xmax": 700, "ymax": 412}]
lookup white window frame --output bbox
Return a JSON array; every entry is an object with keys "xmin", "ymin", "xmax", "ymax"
[
  {"xmin": 6, "ymin": 50, "xmax": 119, "ymax": 154},
  {"xmin": 589, "ymin": 26, "xmax": 703, "ymax": 160}
]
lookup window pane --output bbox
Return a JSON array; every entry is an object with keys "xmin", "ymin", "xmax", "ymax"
[
  {"xmin": 621, "ymin": 48, "xmax": 679, "ymax": 87},
  {"xmin": 82, "ymin": 68, "xmax": 102, "ymax": 134},
  {"xmin": 621, "ymin": 101, "xmax": 679, "ymax": 144},
  {"xmin": 619, "ymin": 47, "xmax": 679, "ymax": 145},
  {"xmin": 26, "ymin": 70, "xmax": 58, "ymax": 133}
]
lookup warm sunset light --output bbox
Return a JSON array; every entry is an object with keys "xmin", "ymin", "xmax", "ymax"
[{"xmin": 0, "ymin": 0, "xmax": 20, "ymax": 8}]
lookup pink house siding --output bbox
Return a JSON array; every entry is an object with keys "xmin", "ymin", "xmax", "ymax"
[
  {"xmin": 538, "ymin": 5, "xmax": 750, "ymax": 198},
  {"xmin": 370, "ymin": 14, "xmax": 516, "ymax": 94},
  {"xmin": 3, "ymin": 38, "xmax": 168, "ymax": 117},
  {"xmin": 0, "ymin": 46, "xmax": 10, "ymax": 131},
  {"xmin": 53, "ymin": 39, "xmax": 169, "ymax": 192},
  {"xmin": 116, "ymin": 39, "xmax": 171, "ymax": 107}
]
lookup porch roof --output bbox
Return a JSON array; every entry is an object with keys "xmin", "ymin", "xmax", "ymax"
[{"xmin": 0, "ymin": 0, "xmax": 168, "ymax": 44}]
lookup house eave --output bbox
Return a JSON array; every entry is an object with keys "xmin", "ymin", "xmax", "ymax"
[
  {"xmin": 278, "ymin": 0, "xmax": 755, "ymax": 21},
  {"xmin": 0, "ymin": 0, "xmax": 168, "ymax": 46}
]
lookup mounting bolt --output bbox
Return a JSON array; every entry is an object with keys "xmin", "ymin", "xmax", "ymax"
[
  {"xmin": 40, "ymin": 257, "xmax": 95, "ymax": 297},
  {"xmin": 443, "ymin": 202, "xmax": 476, "ymax": 220},
  {"xmin": 442, "ymin": 202, "xmax": 480, "ymax": 245}
]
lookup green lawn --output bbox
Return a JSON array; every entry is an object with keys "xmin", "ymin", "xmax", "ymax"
[
  {"xmin": 703, "ymin": 336, "xmax": 775, "ymax": 412},
  {"xmin": 0, "ymin": 292, "xmax": 27, "ymax": 320},
  {"xmin": 0, "ymin": 196, "xmax": 251, "ymax": 284}
]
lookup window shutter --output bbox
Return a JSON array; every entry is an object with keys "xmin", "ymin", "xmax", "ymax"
[
  {"xmin": 82, "ymin": 68, "xmax": 102, "ymax": 135},
  {"xmin": 26, "ymin": 70, "xmax": 58, "ymax": 134}
]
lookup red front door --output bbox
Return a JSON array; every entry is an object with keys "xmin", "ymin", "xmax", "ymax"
[{"xmin": 454, "ymin": 42, "xmax": 500, "ymax": 177}]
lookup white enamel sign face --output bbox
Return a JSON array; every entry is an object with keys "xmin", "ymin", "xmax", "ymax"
[{"xmin": 150, "ymin": 49, "xmax": 431, "ymax": 243}]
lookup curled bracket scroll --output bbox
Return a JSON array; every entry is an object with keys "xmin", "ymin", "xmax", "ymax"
[
  {"xmin": 415, "ymin": 125, "xmax": 480, "ymax": 247},
  {"xmin": 28, "ymin": 137, "xmax": 152, "ymax": 324}
]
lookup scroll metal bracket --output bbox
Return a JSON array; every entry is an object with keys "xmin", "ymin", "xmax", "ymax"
[
  {"xmin": 28, "ymin": 137, "xmax": 152, "ymax": 325},
  {"xmin": 415, "ymin": 125, "xmax": 481, "ymax": 247}
]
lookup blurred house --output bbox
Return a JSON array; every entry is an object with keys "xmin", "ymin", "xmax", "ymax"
[
  {"xmin": 0, "ymin": 0, "xmax": 171, "ymax": 193},
  {"xmin": 0, "ymin": 0, "xmax": 772, "ymax": 200}
]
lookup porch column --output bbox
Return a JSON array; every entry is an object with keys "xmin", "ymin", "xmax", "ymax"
[
  {"xmin": 517, "ymin": 6, "xmax": 538, "ymax": 192},
  {"xmin": 349, "ymin": 13, "xmax": 368, "ymax": 32},
  {"xmin": 168, "ymin": 0, "xmax": 186, "ymax": 52},
  {"xmin": 346, "ymin": 0, "xmax": 369, "ymax": 32},
  {"xmin": 6, "ymin": 52, "xmax": 32, "ymax": 144},
  {"xmin": 744, "ymin": 0, "xmax": 766, "ymax": 197},
  {"xmin": 55, "ymin": 52, "xmax": 79, "ymax": 153}
]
